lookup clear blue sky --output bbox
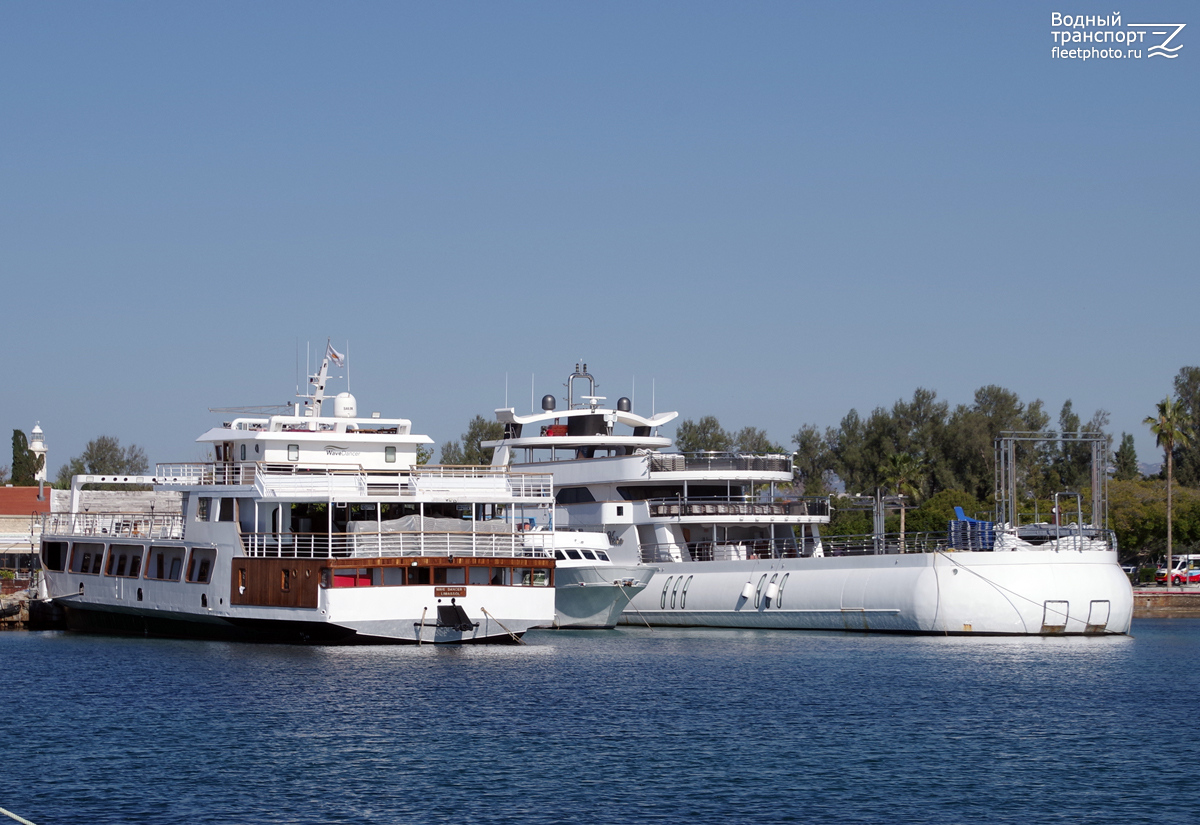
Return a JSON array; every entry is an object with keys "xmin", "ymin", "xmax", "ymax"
[{"xmin": 3, "ymin": 1, "xmax": 1197, "ymax": 473}]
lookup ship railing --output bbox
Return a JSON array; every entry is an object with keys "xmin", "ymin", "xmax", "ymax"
[
  {"xmin": 648, "ymin": 452, "xmax": 794, "ymax": 473},
  {"xmin": 646, "ymin": 496, "xmax": 830, "ymax": 518},
  {"xmin": 38, "ymin": 511, "xmax": 186, "ymax": 541},
  {"xmin": 242, "ymin": 531, "xmax": 553, "ymax": 560},
  {"xmin": 153, "ymin": 462, "xmax": 555, "ymax": 500},
  {"xmin": 411, "ymin": 466, "xmax": 554, "ymax": 499},
  {"xmin": 155, "ymin": 462, "xmax": 259, "ymax": 486},
  {"xmin": 638, "ymin": 537, "xmax": 812, "ymax": 563},
  {"xmin": 820, "ymin": 532, "xmax": 952, "ymax": 556}
]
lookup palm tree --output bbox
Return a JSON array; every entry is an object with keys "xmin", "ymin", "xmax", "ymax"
[
  {"xmin": 883, "ymin": 452, "xmax": 924, "ymax": 552},
  {"xmin": 1145, "ymin": 397, "xmax": 1192, "ymax": 588}
]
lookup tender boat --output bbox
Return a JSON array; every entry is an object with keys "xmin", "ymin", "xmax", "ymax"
[
  {"xmin": 38, "ymin": 348, "xmax": 566, "ymax": 644},
  {"xmin": 484, "ymin": 364, "xmax": 1133, "ymax": 635}
]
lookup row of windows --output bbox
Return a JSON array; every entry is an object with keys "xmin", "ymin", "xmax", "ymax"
[
  {"xmin": 225, "ymin": 443, "xmax": 400, "ymax": 463},
  {"xmin": 45, "ymin": 541, "xmax": 214, "ymax": 584},
  {"xmin": 553, "ymin": 548, "xmax": 611, "ymax": 562},
  {"xmin": 321, "ymin": 566, "xmax": 551, "ymax": 588}
]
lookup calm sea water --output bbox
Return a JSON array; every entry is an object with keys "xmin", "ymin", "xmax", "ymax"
[{"xmin": 3, "ymin": 621, "xmax": 1199, "ymax": 825}]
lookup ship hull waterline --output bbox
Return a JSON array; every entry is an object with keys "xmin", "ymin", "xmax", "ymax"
[{"xmin": 619, "ymin": 549, "xmax": 1133, "ymax": 636}]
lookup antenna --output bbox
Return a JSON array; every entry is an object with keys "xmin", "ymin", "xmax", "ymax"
[
  {"xmin": 531, "ymin": 373, "xmax": 535, "ymax": 413},
  {"xmin": 505, "ymin": 372, "xmax": 509, "ymax": 409}
]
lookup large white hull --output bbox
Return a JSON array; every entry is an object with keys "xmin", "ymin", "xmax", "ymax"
[
  {"xmin": 40, "ymin": 541, "xmax": 556, "ymax": 645},
  {"xmin": 621, "ymin": 549, "xmax": 1133, "ymax": 635}
]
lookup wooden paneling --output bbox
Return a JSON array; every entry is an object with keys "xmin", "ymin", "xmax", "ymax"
[{"xmin": 230, "ymin": 558, "xmax": 322, "ymax": 608}]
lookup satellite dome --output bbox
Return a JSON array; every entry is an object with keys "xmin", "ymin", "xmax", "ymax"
[{"xmin": 334, "ymin": 392, "xmax": 358, "ymax": 418}]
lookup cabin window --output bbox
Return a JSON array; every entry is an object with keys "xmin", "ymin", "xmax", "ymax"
[
  {"xmin": 434, "ymin": 567, "xmax": 465, "ymax": 585},
  {"xmin": 110, "ymin": 546, "xmax": 142, "ymax": 577},
  {"xmin": 565, "ymin": 549, "xmax": 582, "ymax": 560},
  {"xmin": 468, "ymin": 567, "xmax": 490, "ymax": 585},
  {"xmin": 777, "ymin": 574, "xmax": 789, "ymax": 608},
  {"xmin": 187, "ymin": 549, "xmax": 215, "ymax": 583},
  {"xmin": 281, "ymin": 569, "xmax": 291, "ymax": 592},
  {"xmin": 288, "ymin": 444, "xmax": 299, "ymax": 461},
  {"xmin": 670, "ymin": 576, "xmax": 682, "ymax": 609},
  {"xmin": 332, "ymin": 569, "xmax": 375, "ymax": 587},
  {"xmin": 70, "ymin": 542, "xmax": 104, "ymax": 575},
  {"xmin": 385, "ymin": 446, "xmax": 396, "ymax": 463},
  {"xmin": 581, "ymin": 550, "xmax": 597, "ymax": 560},
  {"xmin": 409, "ymin": 567, "xmax": 431, "ymax": 585},
  {"xmin": 616, "ymin": 506, "xmax": 624, "ymax": 516},
  {"xmin": 197, "ymin": 498, "xmax": 211, "ymax": 521},
  {"xmin": 41, "ymin": 541, "xmax": 68, "ymax": 572},
  {"xmin": 240, "ymin": 444, "xmax": 246, "ymax": 460},
  {"xmin": 490, "ymin": 567, "xmax": 511, "ymax": 586},
  {"xmin": 660, "ymin": 577, "xmax": 673, "ymax": 609},
  {"xmin": 382, "ymin": 568, "xmax": 406, "ymax": 586},
  {"xmin": 511, "ymin": 567, "xmax": 548, "ymax": 587},
  {"xmin": 555, "ymin": 486, "xmax": 596, "ymax": 505},
  {"xmin": 148, "ymin": 547, "xmax": 185, "ymax": 581},
  {"xmin": 218, "ymin": 499, "xmax": 235, "ymax": 522},
  {"xmin": 595, "ymin": 550, "xmax": 610, "ymax": 562},
  {"xmin": 754, "ymin": 574, "xmax": 768, "ymax": 608}
]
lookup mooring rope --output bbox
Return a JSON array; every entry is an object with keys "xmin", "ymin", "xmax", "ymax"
[
  {"xmin": 0, "ymin": 807, "xmax": 39, "ymax": 825},
  {"xmin": 481, "ymin": 607, "xmax": 525, "ymax": 644}
]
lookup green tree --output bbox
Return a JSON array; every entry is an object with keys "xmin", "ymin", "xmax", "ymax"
[
  {"xmin": 1113, "ymin": 432, "xmax": 1139, "ymax": 481},
  {"xmin": 416, "ymin": 445, "xmax": 434, "ymax": 465},
  {"xmin": 11, "ymin": 429, "xmax": 44, "ymax": 486},
  {"xmin": 882, "ymin": 452, "xmax": 924, "ymax": 550},
  {"xmin": 1145, "ymin": 397, "xmax": 1192, "ymax": 587},
  {"xmin": 1172, "ymin": 366, "xmax": 1200, "ymax": 486},
  {"xmin": 732, "ymin": 426, "xmax": 783, "ymax": 454},
  {"xmin": 439, "ymin": 415, "xmax": 503, "ymax": 465},
  {"xmin": 792, "ymin": 423, "xmax": 835, "ymax": 496},
  {"xmin": 675, "ymin": 416, "xmax": 732, "ymax": 453},
  {"xmin": 54, "ymin": 436, "xmax": 148, "ymax": 488}
]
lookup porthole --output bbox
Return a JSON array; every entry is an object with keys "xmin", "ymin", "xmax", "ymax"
[
  {"xmin": 660, "ymin": 576, "xmax": 674, "ymax": 609},
  {"xmin": 754, "ymin": 574, "xmax": 768, "ymax": 608},
  {"xmin": 670, "ymin": 577, "xmax": 682, "ymax": 609},
  {"xmin": 680, "ymin": 575, "xmax": 693, "ymax": 609}
]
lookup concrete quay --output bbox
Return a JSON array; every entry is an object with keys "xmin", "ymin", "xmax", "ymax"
[{"xmin": 1132, "ymin": 586, "xmax": 1200, "ymax": 619}]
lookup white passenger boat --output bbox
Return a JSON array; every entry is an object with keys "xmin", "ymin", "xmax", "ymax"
[
  {"xmin": 38, "ymin": 350, "xmax": 566, "ymax": 644},
  {"xmin": 485, "ymin": 365, "xmax": 1133, "ymax": 635}
]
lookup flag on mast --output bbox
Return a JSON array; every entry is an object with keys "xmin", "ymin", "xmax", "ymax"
[{"xmin": 326, "ymin": 341, "xmax": 345, "ymax": 367}]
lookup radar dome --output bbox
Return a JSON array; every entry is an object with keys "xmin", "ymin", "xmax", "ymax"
[
  {"xmin": 334, "ymin": 392, "xmax": 358, "ymax": 418},
  {"xmin": 617, "ymin": 397, "xmax": 631, "ymax": 412},
  {"xmin": 542, "ymin": 394, "xmax": 557, "ymax": 411}
]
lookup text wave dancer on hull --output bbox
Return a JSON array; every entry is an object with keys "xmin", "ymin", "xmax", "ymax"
[
  {"xmin": 37, "ymin": 345, "xmax": 646, "ymax": 644},
  {"xmin": 484, "ymin": 365, "xmax": 1133, "ymax": 635}
]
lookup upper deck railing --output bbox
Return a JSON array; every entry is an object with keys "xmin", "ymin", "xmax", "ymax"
[
  {"xmin": 40, "ymin": 512, "xmax": 186, "ymax": 541},
  {"xmin": 152, "ymin": 462, "xmax": 554, "ymax": 499},
  {"xmin": 646, "ymin": 496, "xmax": 830, "ymax": 519},
  {"xmin": 243, "ymin": 531, "xmax": 551, "ymax": 560},
  {"xmin": 648, "ymin": 452, "xmax": 793, "ymax": 473}
]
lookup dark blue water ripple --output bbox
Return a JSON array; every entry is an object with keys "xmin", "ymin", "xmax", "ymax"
[{"xmin": 3, "ymin": 620, "xmax": 1198, "ymax": 825}]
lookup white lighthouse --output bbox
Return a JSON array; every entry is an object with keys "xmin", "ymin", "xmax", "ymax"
[{"xmin": 29, "ymin": 422, "xmax": 47, "ymax": 482}]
